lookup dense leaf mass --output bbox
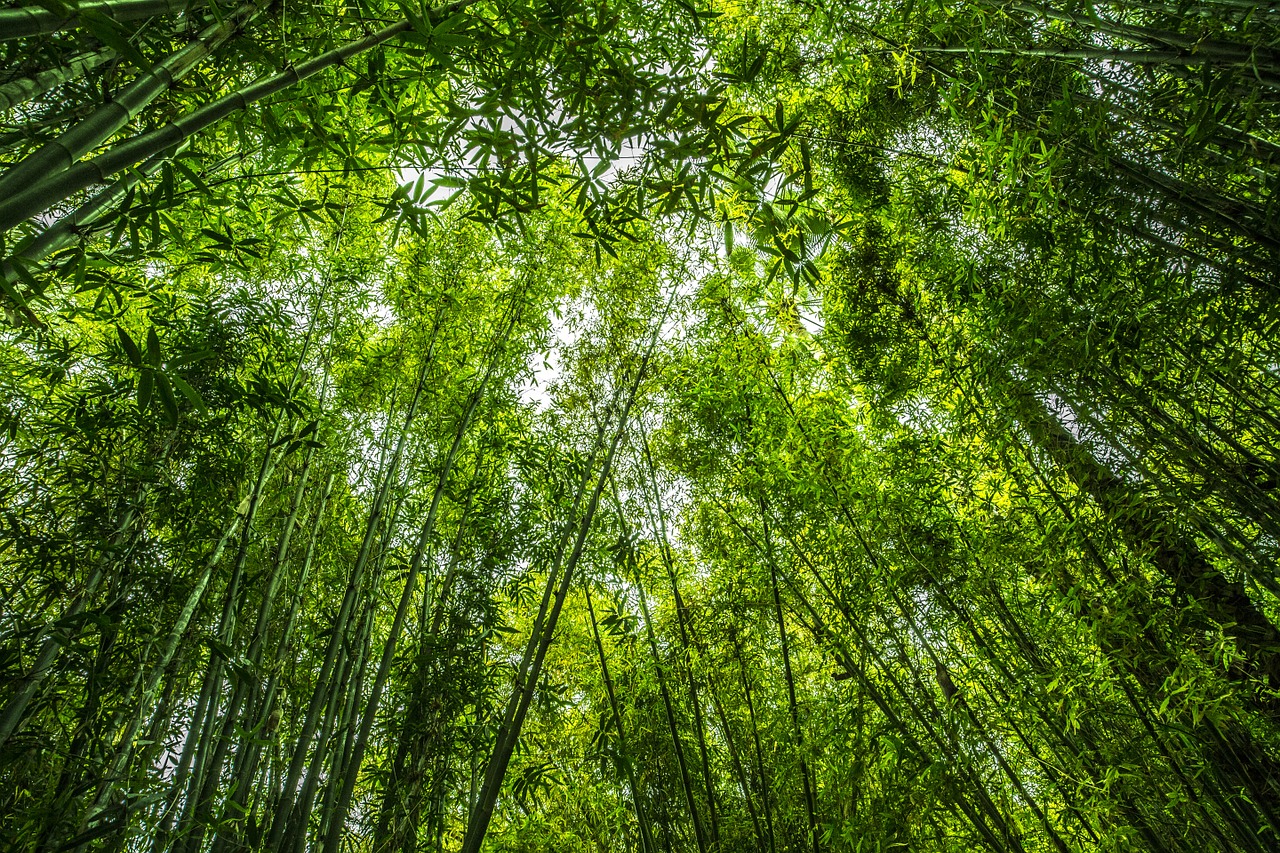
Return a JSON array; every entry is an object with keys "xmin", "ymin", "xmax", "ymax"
[{"xmin": 2, "ymin": 0, "xmax": 1279, "ymax": 850}]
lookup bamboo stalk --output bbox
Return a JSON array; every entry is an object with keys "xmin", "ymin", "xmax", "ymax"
[
  {"xmin": 0, "ymin": 0, "xmax": 262, "ymax": 205},
  {"xmin": 460, "ymin": 297, "xmax": 667, "ymax": 853},
  {"xmin": 585, "ymin": 583, "xmax": 657, "ymax": 853},
  {"xmin": 759, "ymin": 501, "xmax": 820, "ymax": 853},
  {"xmin": 84, "ymin": 511, "xmax": 243, "ymax": 819},
  {"xmin": 626, "ymin": 487, "xmax": 710, "ymax": 853},
  {"xmin": 321, "ymin": 289, "xmax": 526, "ymax": 853},
  {"xmin": 0, "ymin": 444, "xmax": 167, "ymax": 751},
  {"xmin": 1006, "ymin": 382, "xmax": 1280, "ymax": 693},
  {"xmin": 636, "ymin": 422, "xmax": 722, "ymax": 849},
  {"xmin": 0, "ymin": 47, "xmax": 113, "ymax": 111},
  {"xmin": 0, "ymin": 0, "xmax": 480, "ymax": 235},
  {"xmin": 0, "ymin": 0, "xmax": 197, "ymax": 41},
  {"xmin": 263, "ymin": 356, "xmax": 432, "ymax": 851}
]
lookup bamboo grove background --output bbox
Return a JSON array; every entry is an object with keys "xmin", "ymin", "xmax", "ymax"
[{"xmin": 1, "ymin": 0, "xmax": 1279, "ymax": 850}]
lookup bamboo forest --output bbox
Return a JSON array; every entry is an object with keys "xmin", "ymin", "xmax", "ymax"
[{"xmin": 4, "ymin": 0, "xmax": 1280, "ymax": 850}]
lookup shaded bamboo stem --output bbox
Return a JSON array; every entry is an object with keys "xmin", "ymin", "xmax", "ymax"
[
  {"xmin": 0, "ymin": 0, "xmax": 262, "ymax": 204},
  {"xmin": 0, "ymin": 0, "xmax": 197, "ymax": 41},
  {"xmin": 0, "ymin": 48, "xmax": 113, "ymax": 110}
]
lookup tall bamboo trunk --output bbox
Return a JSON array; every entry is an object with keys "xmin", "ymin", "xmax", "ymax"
[
  {"xmin": 585, "ymin": 583, "xmax": 657, "ymax": 853},
  {"xmin": 323, "ymin": 289, "xmax": 525, "ymax": 852},
  {"xmin": 460, "ymin": 302, "xmax": 665, "ymax": 853},
  {"xmin": 233, "ymin": 471, "xmax": 335, "ymax": 846},
  {"xmin": 624, "ymin": 497, "xmax": 709, "ymax": 853},
  {"xmin": 728, "ymin": 630, "xmax": 776, "ymax": 853},
  {"xmin": 718, "ymin": 498, "xmax": 1021, "ymax": 853},
  {"xmin": 263, "ymin": 356, "xmax": 431, "ymax": 851},
  {"xmin": 759, "ymin": 502, "xmax": 820, "ymax": 853},
  {"xmin": 637, "ymin": 424, "xmax": 721, "ymax": 849},
  {"xmin": 84, "ymin": 510, "xmax": 243, "ymax": 821}
]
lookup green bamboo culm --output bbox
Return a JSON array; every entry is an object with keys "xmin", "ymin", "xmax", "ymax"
[
  {"xmin": 0, "ymin": 0, "xmax": 262, "ymax": 206},
  {"xmin": 0, "ymin": 0, "xmax": 199, "ymax": 41},
  {"xmin": 0, "ymin": 0, "xmax": 479, "ymax": 237},
  {"xmin": 0, "ymin": 47, "xmax": 113, "ymax": 112}
]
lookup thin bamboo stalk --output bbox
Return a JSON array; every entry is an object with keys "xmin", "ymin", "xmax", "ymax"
[
  {"xmin": 264, "ymin": 356, "xmax": 431, "ymax": 851},
  {"xmin": 585, "ymin": 583, "xmax": 657, "ymax": 853},
  {"xmin": 460, "ymin": 298, "xmax": 667, "ymax": 853},
  {"xmin": 322, "ymin": 288, "xmax": 526, "ymax": 852}
]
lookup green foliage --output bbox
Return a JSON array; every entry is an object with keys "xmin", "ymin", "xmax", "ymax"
[{"xmin": 2, "ymin": 0, "xmax": 1280, "ymax": 851}]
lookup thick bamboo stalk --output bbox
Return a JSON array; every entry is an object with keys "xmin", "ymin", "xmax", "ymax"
[
  {"xmin": 0, "ymin": 47, "xmax": 113, "ymax": 111},
  {"xmin": 0, "ymin": 0, "xmax": 197, "ymax": 41},
  {"xmin": 0, "ymin": 0, "xmax": 479, "ymax": 235},
  {"xmin": 3, "ymin": 140, "xmax": 185, "ymax": 282},
  {"xmin": 0, "ymin": 0, "xmax": 262, "ymax": 205},
  {"xmin": 284, "ymin": 644, "xmax": 353, "ymax": 853}
]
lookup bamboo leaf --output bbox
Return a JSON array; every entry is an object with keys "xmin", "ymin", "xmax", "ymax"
[
  {"xmin": 138, "ymin": 367, "xmax": 154, "ymax": 411},
  {"xmin": 117, "ymin": 327, "xmax": 142, "ymax": 368},
  {"xmin": 169, "ymin": 374, "xmax": 208, "ymax": 414}
]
